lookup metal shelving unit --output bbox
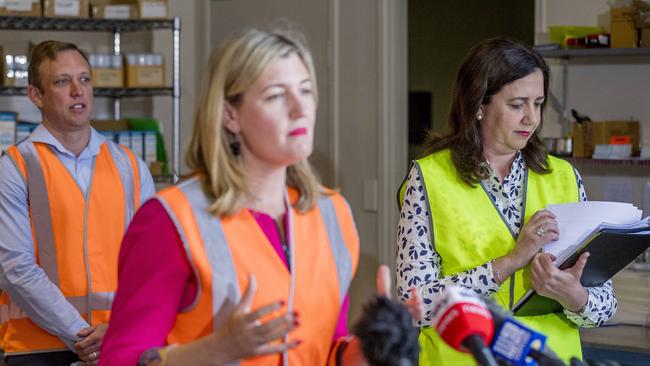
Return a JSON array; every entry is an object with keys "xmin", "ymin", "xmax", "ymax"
[
  {"xmin": 0, "ymin": 86, "xmax": 173, "ymax": 97},
  {"xmin": 538, "ymin": 47, "xmax": 650, "ymax": 136},
  {"xmin": 538, "ymin": 47, "xmax": 650, "ymax": 59},
  {"xmin": 0, "ymin": 16, "xmax": 182, "ymax": 182},
  {"xmin": 564, "ymin": 157, "xmax": 650, "ymax": 166}
]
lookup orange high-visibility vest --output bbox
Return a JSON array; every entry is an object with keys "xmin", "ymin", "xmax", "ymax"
[
  {"xmin": 155, "ymin": 177, "xmax": 359, "ymax": 365},
  {"xmin": 0, "ymin": 140, "xmax": 141, "ymax": 355}
]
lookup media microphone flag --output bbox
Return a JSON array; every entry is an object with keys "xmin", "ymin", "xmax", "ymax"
[
  {"xmin": 491, "ymin": 318, "xmax": 547, "ymax": 366},
  {"xmin": 431, "ymin": 286, "xmax": 498, "ymax": 366},
  {"xmin": 483, "ymin": 298, "xmax": 566, "ymax": 366}
]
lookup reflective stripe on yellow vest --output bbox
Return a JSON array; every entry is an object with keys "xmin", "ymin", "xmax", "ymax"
[
  {"xmin": 155, "ymin": 177, "xmax": 359, "ymax": 366},
  {"xmin": 404, "ymin": 149, "xmax": 581, "ymax": 365},
  {"xmin": 0, "ymin": 140, "xmax": 140, "ymax": 355}
]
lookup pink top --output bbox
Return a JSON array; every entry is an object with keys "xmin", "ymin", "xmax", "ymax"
[{"xmin": 100, "ymin": 199, "xmax": 349, "ymax": 366}]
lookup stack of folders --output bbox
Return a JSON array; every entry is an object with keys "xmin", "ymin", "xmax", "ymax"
[
  {"xmin": 611, "ymin": 270, "xmax": 650, "ymax": 326},
  {"xmin": 512, "ymin": 202, "xmax": 650, "ymax": 316}
]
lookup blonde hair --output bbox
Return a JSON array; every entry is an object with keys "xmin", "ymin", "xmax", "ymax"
[{"xmin": 187, "ymin": 28, "xmax": 322, "ymax": 217}]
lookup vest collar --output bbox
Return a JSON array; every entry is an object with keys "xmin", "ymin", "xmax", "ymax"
[{"xmin": 28, "ymin": 124, "xmax": 106, "ymax": 159}]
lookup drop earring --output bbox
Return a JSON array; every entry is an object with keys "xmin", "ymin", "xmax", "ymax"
[
  {"xmin": 229, "ymin": 133, "xmax": 241, "ymax": 156},
  {"xmin": 230, "ymin": 141, "xmax": 241, "ymax": 156}
]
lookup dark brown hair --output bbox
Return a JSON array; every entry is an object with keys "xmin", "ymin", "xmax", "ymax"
[
  {"xmin": 425, "ymin": 37, "xmax": 550, "ymax": 186},
  {"xmin": 28, "ymin": 40, "xmax": 90, "ymax": 90}
]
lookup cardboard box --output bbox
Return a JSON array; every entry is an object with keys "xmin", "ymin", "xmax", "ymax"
[
  {"xmin": 572, "ymin": 120, "xmax": 640, "ymax": 157},
  {"xmin": 90, "ymin": 0, "xmax": 137, "ymax": 19},
  {"xmin": 126, "ymin": 64, "xmax": 164, "ymax": 88},
  {"xmin": 91, "ymin": 119, "xmax": 130, "ymax": 131},
  {"xmin": 137, "ymin": 0, "xmax": 168, "ymax": 19},
  {"xmin": 43, "ymin": 0, "xmax": 89, "ymax": 18},
  {"xmin": 92, "ymin": 68, "xmax": 123, "ymax": 87},
  {"xmin": 611, "ymin": 7, "xmax": 639, "ymax": 48},
  {"xmin": 0, "ymin": 0, "xmax": 41, "ymax": 16}
]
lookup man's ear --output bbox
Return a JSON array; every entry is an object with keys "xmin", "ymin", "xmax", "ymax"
[
  {"xmin": 27, "ymin": 85, "xmax": 44, "ymax": 110},
  {"xmin": 222, "ymin": 102, "xmax": 240, "ymax": 134}
]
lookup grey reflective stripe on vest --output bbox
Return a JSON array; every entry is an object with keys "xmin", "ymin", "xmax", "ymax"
[
  {"xmin": 105, "ymin": 141, "xmax": 137, "ymax": 224},
  {"xmin": 17, "ymin": 143, "xmax": 59, "ymax": 286},
  {"xmin": 0, "ymin": 292, "xmax": 114, "ymax": 321},
  {"xmin": 164, "ymin": 180, "xmax": 353, "ymax": 340},
  {"xmin": 4, "ymin": 150, "xmax": 27, "ymax": 185},
  {"xmin": 157, "ymin": 178, "xmax": 241, "ymax": 333},
  {"xmin": 12, "ymin": 141, "xmax": 132, "ymax": 315},
  {"xmin": 317, "ymin": 196, "xmax": 353, "ymax": 304}
]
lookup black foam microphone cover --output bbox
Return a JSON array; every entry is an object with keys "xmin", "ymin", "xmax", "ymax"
[{"xmin": 352, "ymin": 295, "xmax": 419, "ymax": 366}]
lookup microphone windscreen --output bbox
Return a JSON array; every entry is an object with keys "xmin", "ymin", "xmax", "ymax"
[{"xmin": 352, "ymin": 295, "xmax": 419, "ymax": 366}]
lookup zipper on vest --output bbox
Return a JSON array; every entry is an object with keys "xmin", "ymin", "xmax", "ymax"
[{"xmin": 274, "ymin": 219, "xmax": 291, "ymax": 272}]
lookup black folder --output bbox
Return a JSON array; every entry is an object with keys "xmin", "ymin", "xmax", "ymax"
[{"xmin": 512, "ymin": 226, "xmax": 650, "ymax": 317}]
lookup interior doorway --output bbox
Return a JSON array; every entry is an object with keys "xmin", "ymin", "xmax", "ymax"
[{"xmin": 408, "ymin": 0, "xmax": 535, "ymax": 160}]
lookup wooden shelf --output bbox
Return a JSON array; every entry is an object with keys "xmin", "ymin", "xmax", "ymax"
[
  {"xmin": 537, "ymin": 47, "xmax": 650, "ymax": 59},
  {"xmin": 0, "ymin": 16, "xmax": 174, "ymax": 32},
  {"xmin": 561, "ymin": 157, "xmax": 650, "ymax": 166},
  {"xmin": 0, "ymin": 86, "xmax": 173, "ymax": 97}
]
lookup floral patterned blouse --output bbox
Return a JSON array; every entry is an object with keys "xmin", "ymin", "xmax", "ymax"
[{"xmin": 396, "ymin": 151, "xmax": 617, "ymax": 327}]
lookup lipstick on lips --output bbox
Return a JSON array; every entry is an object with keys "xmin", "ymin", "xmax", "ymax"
[
  {"xmin": 515, "ymin": 130, "xmax": 531, "ymax": 137},
  {"xmin": 289, "ymin": 127, "xmax": 307, "ymax": 136}
]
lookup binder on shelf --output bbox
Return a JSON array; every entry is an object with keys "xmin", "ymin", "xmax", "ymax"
[
  {"xmin": 512, "ymin": 224, "xmax": 650, "ymax": 316},
  {"xmin": 0, "ymin": 111, "xmax": 17, "ymax": 152}
]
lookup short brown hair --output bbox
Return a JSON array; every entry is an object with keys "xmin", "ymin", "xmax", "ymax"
[
  {"xmin": 425, "ymin": 37, "xmax": 551, "ymax": 186},
  {"xmin": 28, "ymin": 40, "xmax": 90, "ymax": 90}
]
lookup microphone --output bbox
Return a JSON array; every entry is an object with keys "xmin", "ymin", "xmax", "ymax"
[
  {"xmin": 483, "ymin": 298, "xmax": 566, "ymax": 366},
  {"xmin": 352, "ymin": 295, "xmax": 419, "ymax": 366},
  {"xmin": 430, "ymin": 286, "xmax": 498, "ymax": 366}
]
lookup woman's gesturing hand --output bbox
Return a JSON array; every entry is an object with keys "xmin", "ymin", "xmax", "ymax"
[
  {"xmin": 509, "ymin": 210, "xmax": 559, "ymax": 269},
  {"xmin": 376, "ymin": 265, "xmax": 424, "ymax": 322},
  {"xmin": 218, "ymin": 274, "xmax": 300, "ymax": 360}
]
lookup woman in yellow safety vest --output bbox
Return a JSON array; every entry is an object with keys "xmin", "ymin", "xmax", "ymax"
[{"xmin": 396, "ymin": 37, "xmax": 617, "ymax": 365}]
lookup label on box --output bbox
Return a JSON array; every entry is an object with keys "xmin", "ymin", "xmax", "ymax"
[
  {"xmin": 6, "ymin": 0, "xmax": 33, "ymax": 11},
  {"xmin": 135, "ymin": 66, "xmax": 163, "ymax": 86},
  {"xmin": 144, "ymin": 131, "xmax": 157, "ymax": 163},
  {"xmin": 99, "ymin": 130, "xmax": 115, "ymax": 142},
  {"xmin": 92, "ymin": 68, "xmax": 123, "ymax": 88},
  {"xmin": 0, "ymin": 120, "xmax": 16, "ymax": 152},
  {"xmin": 130, "ymin": 131, "xmax": 144, "ymax": 160},
  {"xmin": 117, "ymin": 131, "xmax": 131, "ymax": 149},
  {"xmin": 16, "ymin": 128, "xmax": 30, "ymax": 143},
  {"xmin": 54, "ymin": 0, "xmax": 79, "ymax": 15},
  {"xmin": 105, "ymin": 5, "xmax": 130, "ymax": 19},
  {"xmin": 140, "ymin": 2, "xmax": 166, "ymax": 18}
]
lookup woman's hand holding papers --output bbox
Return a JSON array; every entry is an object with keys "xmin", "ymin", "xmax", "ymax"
[
  {"xmin": 493, "ymin": 210, "xmax": 559, "ymax": 284},
  {"xmin": 530, "ymin": 252, "xmax": 590, "ymax": 313}
]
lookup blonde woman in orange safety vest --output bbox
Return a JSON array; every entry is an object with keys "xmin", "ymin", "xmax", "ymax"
[
  {"xmin": 99, "ymin": 28, "xmax": 422, "ymax": 366},
  {"xmin": 0, "ymin": 41, "xmax": 155, "ymax": 366}
]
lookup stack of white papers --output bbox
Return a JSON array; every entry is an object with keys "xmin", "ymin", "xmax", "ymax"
[{"xmin": 542, "ymin": 201, "xmax": 649, "ymax": 265}]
